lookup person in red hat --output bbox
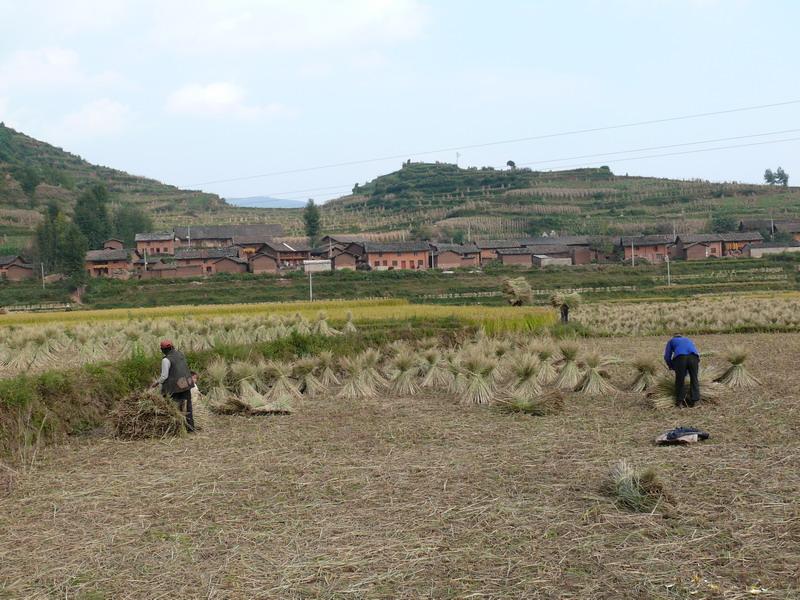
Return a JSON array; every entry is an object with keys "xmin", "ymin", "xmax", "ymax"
[{"xmin": 153, "ymin": 339, "xmax": 195, "ymax": 432}]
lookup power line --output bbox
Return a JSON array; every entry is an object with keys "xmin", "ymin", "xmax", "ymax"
[
  {"xmin": 187, "ymin": 99, "xmax": 800, "ymax": 187},
  {"xmin": 256, "ymin": 130, "xmax": 800, "ymax": 202}
]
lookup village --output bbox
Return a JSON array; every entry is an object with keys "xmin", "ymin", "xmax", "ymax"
[{"xmin": 2, "ymin": 219, "xmax": 800, "ymax": 282}]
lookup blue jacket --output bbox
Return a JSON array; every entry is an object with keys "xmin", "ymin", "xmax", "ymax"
[{"xmin": 664, "ymin": 336, "xmax": 699, "ymax": 369}]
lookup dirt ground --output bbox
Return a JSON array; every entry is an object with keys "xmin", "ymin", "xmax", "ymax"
[{"xmin": 1, "ymin": 333, "xmax": 799, "ymax": 599}]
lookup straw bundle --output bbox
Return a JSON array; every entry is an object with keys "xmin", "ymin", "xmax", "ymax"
[
  {"xmin": 387, "ymin": 351, "xmax": 421, "ymax": 396},
  {"xmin": 554, "ymin": 342, "xmax": 582, "ymax": 390},
  {"xmin": 460, "ymin": 352, "xmax": 499, "ymax": 404},
  {"xmin": 628, "ymin": 358, "xmax": 659, "ymax": 393},
  {"xmin": 337, "ymin": 356, "xmax": 374, "ymax": 400},
  {"xmin": 604, "ymin": 459, "xmax": 670, "ymax": 513},
  {"xmin": 507, "ymin": 353, "xmax": 542, "ymax": 398},
  {"xmin": 342, "ymin": 310, "xmax": 358, "ymax": 334},
  {"xmin": 503, "ymin": 277, "xmax": 532, "ymax": 306},
  {"xmin": 536, "ymin": 346, "xmax": 558, "ymax": 385},
  {"xmin": 293, "ymin": 358, "xmax": 324, "ymax": 398},
  {"xmin": 575, "ymin": 353, "xmax": 618, "ymax": 396},
  {"xmin": 264, "ymin": 361, "xmax": 302, "ymax": 404},
  {"xmin": 420, "ymin": 349, "xmax": 450, "ymax": 389},
  {"xmin": 205, "ymin": 357, "xmax": 229, "ymax": 389},
  {"xmin": 312, "ymin": 311, "xmax": 340, "ymax": 336},
  {"xmin": 112, "ymin": 389, "xmax": 186, "ymax": 440},
  {"xmin": 495, "ymin": 390, "xmax": 564, "ymax": 416},
  {"xmin": 714, "ymin": 346, "xmax": 761, "ymax": 389},
  {"xmin": 646, "ymin": 374, "xmax": 724, "ymax": 410},
  {"xmin": 317, "ymin": 351, "xmax": 341, "ymax": 388}
]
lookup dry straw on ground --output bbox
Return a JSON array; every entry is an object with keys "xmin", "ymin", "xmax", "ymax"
[{"xmin": 111, "ymin": 389, "xmax": 186, "ymax": 440}]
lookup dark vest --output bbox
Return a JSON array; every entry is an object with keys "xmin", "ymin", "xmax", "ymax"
[{"xmin": 161, "ymin": 348, "xmax": 193, "ymax": 396}]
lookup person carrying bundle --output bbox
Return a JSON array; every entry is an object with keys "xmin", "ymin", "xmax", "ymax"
[
  {"xmin": 663, "ymin": 334, "xmax": 700, "ymax": 407},
  {"xmin": 152, "ymin": 339, "xmax": 196, "ymax": 432}
]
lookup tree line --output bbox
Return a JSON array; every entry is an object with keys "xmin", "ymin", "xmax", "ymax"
[{"xmin": 34, "ymin": 184, "xmax": 152, "ymax": 282}]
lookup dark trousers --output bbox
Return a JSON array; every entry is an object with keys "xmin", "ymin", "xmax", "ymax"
[
  {"xmin": 171, "ymin": 390, "xmax": 195, "ymax": 432},
  {"xmin": 673, "ymin": 354, "xmax": 700, "ymax": 407}
]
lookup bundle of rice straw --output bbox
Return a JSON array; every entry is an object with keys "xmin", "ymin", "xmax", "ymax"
[
  {"xmin": 603, "ymin": 459, "xmax": 670, "ymax": 513},
  {"xmin": 554, "ymin": 342, "xmax": 582, "ymax": 390},
  {"xmin": 714, "ymin": 346, "xmax": 761, "ymax": 389},
  {"xmin": 507, "ymin": 353, "xmax": 542, "ymax": 398},
  {"xmin": 549, "ymin": 292, "xmax": 582, "ymax": 309},
  {"xmin": 359, "ymin": 348, "xmax": 387, "ymax": 393},
  {"xmin": 386, "ymin": 351, "xmax": 421, "ymax": 396},
  {"xmin": 112, "ymin": 389, "xmax": 186, "ymax": 439},
  {"xmin": 337, "ymin": 356, "xmax": 374, "ymax": 400},
  {"xmin": 495, "ymin": 390, "xmax": 564, "ymax": 416},
  {"xmin": 628, "ymin": 358, "xmax": 659, "ymax": 393},
  {"xmin": 317, "ymin": 351, "xmax": 341, "ymax": 387},
  {"xmin": 460, "ymin": 351, "xmax": 498, "ymax": 404},
  {"xmin": 574, "ymin": 352, "xmax": 618, "ymax": 396},
  {"xmin": 293, "ymin": 358, "xmax": 324, "ymax": 398},
  {"xmin": 503, "ymin": 277, "xmax": 532, "ymax": 306},
  {"xmin": 264, "ymin": 361, "xmax": 302, "ymax": 404},
  {"xmin": 312, "ymin": 311, "xmax": 340, "ymax": 336},
  {"xmin": 420, "ymin": 349, "xmax": 450, "ymax": 389},
  {"xmin": 646, "ymin": 373, "xmax": 723, "ymax": 410},
  {"xmin": 342, "ymin": 310, "xmax": 358, "ymax": 335},
  {"xmin": 536, "ymin": 346, "xmax": 558, "ymax": 385},
  {"xmin": 205, "ymin": 385, "xmax": 234, "ymax": 414}
]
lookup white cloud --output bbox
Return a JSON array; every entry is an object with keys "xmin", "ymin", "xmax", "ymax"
[
  {"xmin": 150, "ymin": 0, "xmax": 429, "ymax": 54},
  {"xmin": 0, "ymin": 47, "xmax": 127, "ymax": 93},
  {"xmin": 165, "ymin": 82, "xmax": 292, "ymax": 120},
  {"xmin": 58, "ymin": 99, "xmax": 132, "ymax": 138}
]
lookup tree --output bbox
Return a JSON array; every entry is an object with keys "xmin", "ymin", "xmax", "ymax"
[
  {"xmin": 710, "ymin": 213, "xmax": 737, "ymax": 233},
  {"xmin": 506, "ymin": 160, "xmax": 516, "ymax": 170},
  {"xmin": 775, "ymin": 167, "xmax": 789, "ymax": 187},
  {"xmin": 112, "ymin": 203, "xmax": 153, "ymax": 247},
  {"xmin": 764, "ymin": 169, "xmax": 776, "ymax": 185},
  {"xmin": 303, "ymin": 199, "xmax": 321, "ymax": 245},
  {"xmin": 61, "ymin": 223, "xmax": 89, "ymax": 281},
  {"xmin": 15, "ymin": 165, "xmax": 41, "ymax": 197},
  {"xmin": 34, "ymin": 205, "xmax": 88, "ymax": 278},
  {"xmin": 73, "ymin": 184, "xmax": 111, "ymax": 249}
]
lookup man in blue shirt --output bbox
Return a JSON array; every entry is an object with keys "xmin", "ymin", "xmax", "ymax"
[{"xmin": 664, "ymin": 334, "xmax": 700, "ymax": 407}]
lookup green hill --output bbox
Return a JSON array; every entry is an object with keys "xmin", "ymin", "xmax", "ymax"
[{"xmin": 0, "ymin": 124, "xmax": 252, "ymax": 251}]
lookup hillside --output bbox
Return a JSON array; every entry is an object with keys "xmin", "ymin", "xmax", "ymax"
[
  {"xmin": 287, "ymin": 162, "xmax": 800, "ymax": 240},
  {"xmin": 0, "ymin": 124, "xmax": 267, "ymax": 251}
]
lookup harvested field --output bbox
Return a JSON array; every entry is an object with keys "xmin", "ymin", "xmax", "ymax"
[{"xmin": 1, "ymin": 333, "xmax": 799, "ymax": 598}]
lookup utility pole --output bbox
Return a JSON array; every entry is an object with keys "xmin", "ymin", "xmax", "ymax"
[
  {"xmin": 456, "ymin": 152, "xmax": 461, "ymax": 167},
  {"xmin": 666, "ymin": 254, "xmax": 671, "ymax": 286},
  {"xmin": 631, "ymin": 240, "xmax": 635, "ymax": 267},
  {"xmin": 308, "ymin": 270, "xmax": 313, "ymax": 302}
]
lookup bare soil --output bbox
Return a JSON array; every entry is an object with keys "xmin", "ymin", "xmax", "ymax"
[{"xmin": 1, "ymin": 333, "xmax": 799, "ymax": 599}]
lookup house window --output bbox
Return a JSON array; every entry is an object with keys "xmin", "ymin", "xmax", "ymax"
[
  {"xmin": 400, "ymin": 260, "xmax": 406, "ymax": 269},
  {"xmin": 710, "ymin": 247, "xmax": 717, "ymax": 254},
  {"xmin": 392, "ymin": 260, "xmax": 398, "ymax": 267},
  {"xmin": 417, "ymin": 260, "xmax": 424, "ymax": 267}
]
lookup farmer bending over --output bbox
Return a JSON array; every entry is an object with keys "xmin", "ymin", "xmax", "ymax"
[
  {"xmin": 153, "ymin": 339, "xmax": 195, "ymax": 432},
  {"xmin": 664, "ymin": 334, "xmax": 700, "ymax": 407}
]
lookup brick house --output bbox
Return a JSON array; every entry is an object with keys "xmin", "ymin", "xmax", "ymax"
[
  {"xmin": 330, "ymin": 249, "xmax": 359, "ymax": 270},
  {"xmin": 135, "ymin": 232, "xmax": 176, "ymax": 256},
  {"xmin": 249, "ymin": 253, "xmax": 279, "ymax": 274},
  {"xmin": 140, "ymin": 262, "xmax": 204, "ymax": 280},
  {"xmin": 496, "ymin": 248, "xmax": 533, "ymax": 267},
  {"xmin": 0, "ymin": 255, "xmax": 34, "ymax": 281},
  {"xmin": 429, "ymin": 243, "xmax": 481, "ymax": 269},
  {"xmin": 85, "ymin": 249, "xmax": 133, "ymax": 278},
  {"xmin": 720, "ymin": 232, "xmax": 763, "ymax": 255},
  {"xmin": 211, "ymin": 256, "xmax": 248, "ymax": 274},
  {"xmin": 475, "ymin": 240, "xmax": 525, "ymax": 262},
  {"xmin": 675, "ymin": 234, "xmax": 723, "ymax": 260},
  {"xmin": 174, "ymin": 224, "xmax": 284, "ymax": 248},
  {"xmin": 258, "ymin": 238, "xmax": 313, "ymax": 268},
  {"xmin": 358, "ymin": 241, "xmax": 431, "ymax": 270},
  {"xmin": 173, "ymin": 247, "xmax": 243, "ymax": 275},
  {"xmin": 619, "ymin": 235, "xmax": 675, "ymax": 264}
]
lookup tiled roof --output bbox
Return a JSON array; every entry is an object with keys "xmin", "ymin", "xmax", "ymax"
[
  {"xmin": 261, "ymin": 237, "xmax": 313, "ymax": 253},
  {"xmin": 85, "ymin": 249, "xmax": 130, "ymax": 262},
  {"xmin": 360, "ymin": 241, "xmax": 431, "ymax": 253},
  {"xmin": 173, "ymin": 224, "xmax": 284, "ymax": 241},
  {"xmin": 135, "ymin": 232, "xmax": 174, "ymax": 242},
  {"xmin": 174, "ymin": 247, "xmax": 240, "ymax": 260},
  {"xmin": 680, "ymin": 232, "xmax": 764, "ymax": 244},
  {"xmin": 430, "ymin": 243, "xmax": 480, "ymax": 255},
  {"xmin": 0, "ymin": 255, "xmax": 26, "ymax": 267},
  {"xmin": 619, "ymin": 235, "xmax": 675, "ymax": 247},
  {"xmin": 496, "ymin": 248, "xmax": 533, "ymax": 256},
  {"xmin": 474, "ymin": 239, "xmax": 526, "ymax": 250}
]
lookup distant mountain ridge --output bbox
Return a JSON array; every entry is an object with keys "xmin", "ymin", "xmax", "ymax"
[{"xmin": 226, "ymin": 196, "xmax": 306, "ymax": 209}]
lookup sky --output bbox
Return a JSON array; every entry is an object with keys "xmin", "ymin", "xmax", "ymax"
[{"xmin": 1, "ymin": 0, "xmax": 799, "ymax": 203}]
